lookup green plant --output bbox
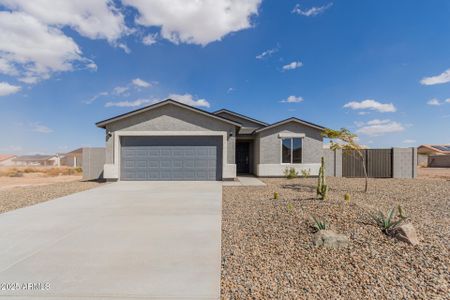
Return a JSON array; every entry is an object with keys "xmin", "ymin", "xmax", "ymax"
[
  {"xmin": 287, "ymin": 202, "xmax": 294, "ymax": 212},
  {"xmin": 316, "ymin": 157, "xmax": 328, "ymax": 200},
  {"xmin": 371, "ymin": 206, "xmax": 407, "ymax": 235},
  {"xmin": 274, "ymin": 192, "xmax": 279, "ymax": 200},
  {"xmin": 283, "ymin": 167, "xmax": 298, "ymax": 179},
  {"xmin": 344, "ymin": 193, "xmax": 351, "ymax": 202},
  {"xmin": 311, "ymin": 216, "xmax": 328, "ymax": 231},
  {"xmin": 301, "ymin": 168, "xmax": 311, "ymax": 179}
]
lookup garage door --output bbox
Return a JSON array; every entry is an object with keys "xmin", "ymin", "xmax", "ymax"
[{"xmin": 120, "ymin": 136, "xmax": 222, "ymax": 181}]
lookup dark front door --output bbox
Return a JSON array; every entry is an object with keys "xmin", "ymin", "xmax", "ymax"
[{"xmin": 236, "ymin": 142, "xmax": 250, "ymax": 174}]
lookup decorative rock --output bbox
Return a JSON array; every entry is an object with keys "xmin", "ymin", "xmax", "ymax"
[
  {"xmin": 392, "ymin": 223, "xmax": 420, "ymax": 245},
  {"xmin": 313, "ymin": 230, "xmax": 349, "ymax": 248}
]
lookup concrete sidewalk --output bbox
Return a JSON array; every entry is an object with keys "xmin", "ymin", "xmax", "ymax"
[{"xmin": 0, "ymin": 181, "xmax": 222, "ymax": 299}]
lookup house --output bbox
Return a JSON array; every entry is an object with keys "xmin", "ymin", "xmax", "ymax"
[
  {"xmin": 96, "ymin": 99, "xmax": 325, "ymax": 181},
  {"xmin": 12, "ymin": 155, "xmax": 60, "ymax": 166},
  {"xmin": 60, "ymin": 148, "xmax": 83, "ymax": 167},
  {"xmin": 0, "ymin": 154, "xmax": 16, "ymax": 166},
  {"xmin": 417, "ymin": 144, "xmax": 450, "ymax": 167}
]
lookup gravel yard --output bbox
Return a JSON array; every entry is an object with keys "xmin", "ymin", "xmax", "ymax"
[
  {"xmin": 0, "ymin": 180, "xmax": 103, "ymax": 214},
  {"xmin": 221, "ymin": 177, "xmax": 450, "ymax": 299}
]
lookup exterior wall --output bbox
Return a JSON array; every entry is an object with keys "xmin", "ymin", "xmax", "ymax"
[
  {"xmin": 82, "ymin": 148, "xmax": 106, "ymax": 181},
  {"xmin": 103, "ymin": 104, "xmax": 237, "ymax": 180},
  {"xmin": 255, "ymin": 122, "xmax": 323, "ymax": 176},
  {"xmin": 393, "ymin": 147, "xmax": 417, "ymax": 179},
  {"xmin": 323, "ymin": 149, "xmax": 342, "ymax": 177},
  {"xmin": 417, "ymin": 154, "xmax": 428, "ymax": 167},
  {"xmin": 428, "ymin": 154, "xmax": 450, "ymax": 167},
  {"xmin": 61, "ymin": 152, "xmax": 82, "ymax": 167}
]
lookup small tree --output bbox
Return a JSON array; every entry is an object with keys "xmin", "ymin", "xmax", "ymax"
[{"xmin": 322, "ymin": 128, "xmax": 369, "ymax": 193}]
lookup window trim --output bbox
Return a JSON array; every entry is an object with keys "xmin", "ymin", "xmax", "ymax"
[{"xmin": 280, "ymin": 137, "xmax": 303, "ymax": 164}]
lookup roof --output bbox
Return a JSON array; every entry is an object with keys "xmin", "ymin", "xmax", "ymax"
[
  {"xmin": 13, "ymin": 155, "xmax": 55, "ymax": 162},
  {"xmin": 254, "ymin": 117, "xmax": 325, "ymax": 133},
  {"xmin": 418, "ymin": 144, "xmax": 450, "ymax": 154},
  {"xmin": 213, "ymin": 109, "xmax": 268, "ymax": 127},
  {"xmin": 0, "ymin": 154, "xmax": 16, "ymax": 162},
  {"xmin": 96, "ymin": 99, "xmax": 242, "ymax": 128}
]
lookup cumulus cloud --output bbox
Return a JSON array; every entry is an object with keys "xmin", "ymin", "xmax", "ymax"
[
  {"xmin": 167, "ymin": 93, "xmax": 210, "ymax": 108},
  {"xmin": 0, "ymin": 0, "xmax": 128, "ymax": 42},
  {"xmin": 356, "ymin": 119, "xmax": 405, "ymax": 136},
  {"xmin": 122, "ymin": 0, "xmax": 261, "ymax": 45},
  {"xmin": 292, "ymin": 3, "xmax": 333, "ymax": 17},
  {"xmin": 105, "ymin": 99, "xmax": 151, "ymax": 107},
  {"xmin": 30, "ymin": 122, "xmax": 53, "ymax": 133},
  {"xmin": 256, "ymin": 47, "xmax": 278, "ymax": 59},
  {"xmin": 0, "ymin": 11, "xmax": 91, "ymax": 83},
  {"xmin": 344, "ymin": 99, "xmax": 396, "ymax": 113},
  {"xmin": 132, "ymin": 78, "xmax": 151, "ymax": 88},
  {"xmin": 282, "ymin": 61, "xmax": 303, "ymax": 71},
  {"xmin": 427, "ymin": 98, "xmax": 442, "ymax": 106},
  {"xmin": 0, "ymin": 82, "xmax": 21, "ymax": 96},
  {"xmin": 142, "ymin": 33, "xmax": 158, "ymax": 46},
  {"xmin": 420, "ymin": 68, "xmax": 450, "ymax": 85},
  {"xmin": 281, "ymin": 95, "xmax": 303, "ymax": 103}
]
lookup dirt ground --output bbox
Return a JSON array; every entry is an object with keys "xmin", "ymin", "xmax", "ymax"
[
  {"xmin": 0, "ymin": 173, "xmax": 83, "ymax": 190},
  {"xmin": 417, "ymin": 167, "xmax": 450, "ymax": 180}
]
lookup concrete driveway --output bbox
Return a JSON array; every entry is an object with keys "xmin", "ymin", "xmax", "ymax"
[{"xmin": 0, "ymin": 181, "xmax": 222, "ymax": 299}]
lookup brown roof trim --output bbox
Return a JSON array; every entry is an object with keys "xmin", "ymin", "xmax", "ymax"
[
  {"xmin": 213, "ymin": 109, "xmax": 269, "ymax": 126},
  {"xmin": 96, "ymin": 99, "xmax": 242, "ymax": 128},
  {"xmin": 254, "ymin": 117, "xmax": 325, "ymax": 133}
]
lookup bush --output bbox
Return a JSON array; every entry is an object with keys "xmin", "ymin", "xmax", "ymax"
[
  {"xmin": 371, "ymin": 205, "xmax": 407, "ymax": 235},
  {"xmin": 311, "ymin": 216, "xmax": 328, "ymax": 231},
  {"xmin": 301, "ymin": 168, "xmax": 311, "ymax": 178},
  {"xmin": 283, "ymin": 167, "xmax": 298, "ymax": 179}
]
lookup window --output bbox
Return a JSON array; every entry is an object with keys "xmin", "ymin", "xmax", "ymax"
[{"xmin": 281, "ymin": 138, "xmax": 302, "ymax": 164}]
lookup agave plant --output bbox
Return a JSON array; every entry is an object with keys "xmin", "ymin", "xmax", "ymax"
[
  {"xmin": 371, "ymin": 205, "xmax": 407, "ymax": 235},
  {"xmin": 311, "ymin": 216, "xmax": 328, "ymax": 231}
]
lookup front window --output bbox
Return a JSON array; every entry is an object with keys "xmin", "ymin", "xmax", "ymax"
[{"xmin": 282, "ymin": 138, "xmax": 302, "ymax": 163}]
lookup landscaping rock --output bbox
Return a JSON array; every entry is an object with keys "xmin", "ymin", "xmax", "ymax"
[
  {"xmin": 392, "ymin": 223, "xmax": 420, "ymax": 245},
  {"xmin": 313, "ymin": 230, "xmax": 349, "ymax": 248}
]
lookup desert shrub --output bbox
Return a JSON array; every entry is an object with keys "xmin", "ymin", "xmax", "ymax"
[
  {"xmin": 300, "ymin": 168, "xmax": 311, "ymax": 178},
  {"xmin": 287, "ymin": 202, "xmax": 294, "ymax": 212},
  {"xmin": 371, "ymin": 205, "xmax": 407, "ymax": 235},
  {"xmin": 23, "ymin": 167, "xmax": 39, "ymax": 173},
  {"xmin": 74, "ymin": 167, "xmax": 83, "ymax": 173},
  {"xmin": 283, "ymin": 167, "xmax": 298, "ymax": 179},
  {"xmin": 44, "ymin": 167, "xmax": 80, "ymax": 176},
  {"xmin": 0, "ymin": 168, "xmax": 23, "ymax": 177},
  {"xmin": 311, "ymin": 216, "xmax": 328, "ymax": 231},
  {"xmin": 344, "ymin": 193, "xmax": 351, "ymax": 202},
  {"xmin": 274, "ymin": 192, "xmax": 279, "ymax": 199}
]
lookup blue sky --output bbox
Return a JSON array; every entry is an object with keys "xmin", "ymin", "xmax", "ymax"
[{"xmin": 0, "ymin": 0, "xmax": 449, "ymax": 154}]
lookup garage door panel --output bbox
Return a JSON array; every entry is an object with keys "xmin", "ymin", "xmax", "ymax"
[{"xmin": 120, "ymin": 136, "xmax": 222, "ymax": 181}]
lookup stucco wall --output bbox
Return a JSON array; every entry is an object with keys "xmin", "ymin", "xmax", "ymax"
[
  {"xmin": 256, "ymin": 122, "xmax": 323, "ymax": 164},
  {"xmin": 104, "ymin": 105, "xmax": 237, "ymax": 164},
  {"xmin": 82, "ymin": 147, "xmax": 105, "ymax": 181}
]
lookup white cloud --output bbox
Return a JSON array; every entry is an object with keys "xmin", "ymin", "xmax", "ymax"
[
  {"xmin": 0, "ymin": 82, "xmax": 21, "ymax": 96},
  {"xmin": 447, "ymin": 99, "xmax": 450, "ymax": 103},
  {"xmin": 256, "ymin": 47, "xmax": 278, "ymax": 59},
  {"xmin": 30, "ymin": 122, "xmax": 53, "ymax": 133},
  {"xmin": 0, "ymin": 11, "xmax": 89, "ymax": 83},
  {"xmin": 420, "ymin": 68, "xmax": 450, "ymax": 85},
  {"xmin": 427, "ymin": 98, "xmax": 442, "ymax": 106},
  {"xmin": 282, "ymin": 61, "xmax": 303, "ymax": 71},
  {"xmin": 113, "ymin": 86, "xmax": 129, "ymax": 95},
  {"xmin": 356, "ymin": 119, "xmax": 405, "ymax": 136},
  {"xmin": 292, "ymin": 3, "xmax": 333, "ymax": 17},
  {"xmin": 343, "ymin": 99, "xmax": 396, "ymax": 113},
  {"xmin": 122, "ymin": 0, "xmax": 261, "ymax": 45},
  {"xmin": 402, "ymin": 139, "xmax": 416, "ymax": 144},
  {"xmin": 132, "ymin": 78, "xmax": 151, "ymax": 88},
  {"xmin": 227, "ymin": 87, "xmax": 235, "ymax": 93},
  {"xmin": 142, "ymin": 33, "xmax": 158, "ymax": 46},
  {"xmin": 85, "ymin": 91, "xmax": 108, "ymax": 104},
  {"xmin": 281, "ymin": 95, "xmax": 303, "ymax": 103},
  {"xmin": 105, "ymin": 98, "xmax": 151, "ymax": 107},
  {"xmin": 0, "ymin": 0, "xmax": 128, "ymax": 43},
  {"xmin": 167, "ymin": 93, "xmax": 210, "ymax": 108}
]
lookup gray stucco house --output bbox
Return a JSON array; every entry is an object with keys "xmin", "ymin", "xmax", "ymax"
[{"xmin": 96, "ymin": 99, "xmax": 325, "ymax": 181}]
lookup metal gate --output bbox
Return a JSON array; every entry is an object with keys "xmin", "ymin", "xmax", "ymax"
[{"xmin": 342, "ymin": 149, "xmax": 392, "ymax": 178}]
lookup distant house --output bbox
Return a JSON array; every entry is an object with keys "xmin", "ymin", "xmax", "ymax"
[
  {"xmin": 60, "ymin": 148, "xmax": 82, "ymax": 167},
  {"xmin": 0, "ymin": 154, "xmax": 17, "ymax": 166},
  {"xmin": 12, "ymin": 155, "xmax": 60, "ymax": 167},
  {"xmin": 417, "ymin": 145, "xmax": 450, "ymax": 167}
]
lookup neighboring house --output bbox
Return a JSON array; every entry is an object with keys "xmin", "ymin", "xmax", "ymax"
[
  {"xmin": 60, "ymin": 148, "xmax": 83, "ymax": 167},
  {"xmin": 0, "ymin": 154, "xmax": 16, "ymax": 166},
  {"xmin": 12, "ymin": 155, "xmax": 60, "ymax": 166},
  {"xmin": 96, "ymin": 99, "xmax": 325, "ymax": 181},
  {"xmin": 417, "ymin": 144, "xmax": 450, "ymax": 167}
]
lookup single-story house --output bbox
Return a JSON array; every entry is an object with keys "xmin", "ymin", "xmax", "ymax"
[
  {"xmin": 60, "ymin": 148, "xmax": 83, "ymax": 167},
  {"xmin": 12, "ymin": 155, "xmax": 60, "ymax": 167},
  {"xmin": 0, "ymin": 154, "xmax": 16, "ymax": 166},
  {"xmin": 417, "ymin": 144, "xmax": 450, "ymax": 167},
  {"xmin": 96, "ymin": 99, "xmax": 325, "ymax": 181}
]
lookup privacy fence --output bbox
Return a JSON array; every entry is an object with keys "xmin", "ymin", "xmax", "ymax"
[{"xmin": 324, "ymin": 148, "xmax": 417, "ymax": 179}]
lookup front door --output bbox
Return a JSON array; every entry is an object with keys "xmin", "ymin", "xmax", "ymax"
[{"xmin": 236, "ymin": 142, "xmax": 250, "ymax": 174}]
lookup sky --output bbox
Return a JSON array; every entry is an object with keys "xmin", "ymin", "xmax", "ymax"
[{"xmin": 0, "ymin": 0, "xmax": 449, "ymax": 155}]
